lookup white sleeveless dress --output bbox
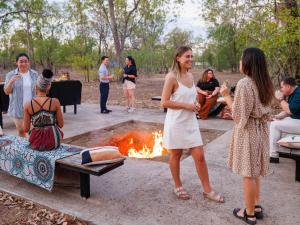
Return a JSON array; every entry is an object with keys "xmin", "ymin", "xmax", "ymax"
[{"xmin": 163, "ymin": 81, "xmax": 203, "ymax": 149}]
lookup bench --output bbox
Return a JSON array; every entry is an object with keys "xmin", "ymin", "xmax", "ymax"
[
  {"xmin": 56, "ymin": 153, "xmax": 125, "ymax": 199},
  {"xmin": 151, "ymin": 96, "xmax": 167, "ymax": 112},
  {"xmin": 277, "ymin": 148, "xmax": 300, "ymax": 182}
]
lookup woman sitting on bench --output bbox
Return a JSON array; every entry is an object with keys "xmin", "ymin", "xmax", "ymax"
[
  {"xmin": 23, "ymin": 69, "xmax": 64, "ymax": 151},
  {"xmin": 196, "ymin": 69, "xmax": 220, "ymax": 119}
]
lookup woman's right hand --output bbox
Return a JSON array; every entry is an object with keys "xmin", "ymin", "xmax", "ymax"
[
  {"xmin": 186, "ymin": 102, "xmax": 201, "ymax": 112},
  {"xmin": 220, "ymin": 84, "xmax": 230, "ymax": 97}
]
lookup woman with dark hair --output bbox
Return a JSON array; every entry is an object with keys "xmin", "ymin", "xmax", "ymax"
[
  {"xmin": 161, "ymin": 46, "xmax": 224, "ymax": 202},
  {"xmin": 196, "ymin": 69, "xmax": 220, "ymax": 119},
  {"xmin": 23, "ymin": 69, "xmax": 64, "ymax": 151},
  {"xmin": 220, "ymin": 48, "xmax": 274, "ymax": 224},
  {"xmin": 4, "ymin": 53, "xmax": 38, "ymax": 137},
  {"xmin": 122, "ymin": 56, "xmax": 137, "ymax": 112}
]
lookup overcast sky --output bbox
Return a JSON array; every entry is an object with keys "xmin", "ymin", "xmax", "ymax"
[{"xmin": 48, "ymin": 0, "xmax": 208, "ymax": 38}]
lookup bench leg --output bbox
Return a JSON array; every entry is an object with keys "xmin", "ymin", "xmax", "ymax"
[
  {"xmin": 164, "ymin": 108, "xmax": 167, "ymax": 113},
  {"xmin": 295, "ymin": 158, "xmax": 300, "ymax": 182},
  {"xmin": 80, "ymin": 173, "xmax": 90, "ymax": 199},
  {"xmin": 63, "ymin": 105, "xmax": 66, "ymax": 113}
]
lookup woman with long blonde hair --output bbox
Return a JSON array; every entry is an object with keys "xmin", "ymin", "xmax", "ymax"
[{"xmin": 161, "ymin": 46, "xmax": 224, "ymax": 202}]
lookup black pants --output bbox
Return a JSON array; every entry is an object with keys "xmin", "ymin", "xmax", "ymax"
[{"xmin": 100, "ymin": 82, "xmax": 109, "ymax": 112}]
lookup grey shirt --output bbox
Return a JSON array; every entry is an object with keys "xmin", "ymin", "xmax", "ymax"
[
  {"xmin": 4, "ymin": 68, "xmax": 38, "ymax": 118},
  {"xmin": 98, "ymin": 64, "xmax": 109, "ymax": 83}
]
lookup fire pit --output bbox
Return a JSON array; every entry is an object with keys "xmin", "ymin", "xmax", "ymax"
[{"xmin": 63, "ymin": 120, "xmax": 225, "ymax": 162}]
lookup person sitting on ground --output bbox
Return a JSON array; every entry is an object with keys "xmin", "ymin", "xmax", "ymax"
[
  {"xmin": 196, "ymin": 69, "xmax": 220, "ymax": 119},
  {"xmin": 23, "ymin": 69, "xmax": 64, "ymax": 151},
  {"xmin": 269, "ymin": 77, "xmax": 300, "ymax": 163}
]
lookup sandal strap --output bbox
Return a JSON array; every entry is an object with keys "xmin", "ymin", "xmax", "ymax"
[
  {"xmin": 244, "ymin": 209, "xmax": 256, "ymax": 218},
  {"xmin": 255, "ymin": 205, "xmax": 263, "ymax": 210}
]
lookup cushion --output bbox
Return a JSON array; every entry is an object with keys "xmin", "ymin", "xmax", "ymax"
[
  {"xmin": 81, "ymin": 146, "xmax": 124, "ymax": 165},
  {"xmin": 277, "ymin": 135, "xmax": 300, "ymax": 149}
]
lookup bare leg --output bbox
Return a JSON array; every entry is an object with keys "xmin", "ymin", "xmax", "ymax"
[
  {"xmin": 14, "ymin": 118, "xmax": 26, "ymax": 137},
  {"xmin": 123, "ymin": 89, "xmax": 130, "ymax": 108},
  {"xmin": 128, "ymin": 89, "xmax": 135, "ymax": 108},
  {"xmin": 236, "ymin": 177, "xmax": 256, "ymax": 218},
  {"xmin": 169, "ymin": 149, "xmax": 183, "ymax": 188},
  {"xmin": 255, "ymin": 177, "xmax": 260, "ymax": 205},
  {"xmin": 190, "ymin": 146, "xmax": 212, "ymax": 193}
]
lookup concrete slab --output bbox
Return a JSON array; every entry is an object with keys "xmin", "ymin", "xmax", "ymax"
[{"xmin": 0, "ymin": 103, "xmax": 299, "ymax": 225}]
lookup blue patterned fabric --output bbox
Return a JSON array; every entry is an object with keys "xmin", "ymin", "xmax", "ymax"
[{"xmin": 0, "ymin": 135, "xmax": 78, "ymax": 191}]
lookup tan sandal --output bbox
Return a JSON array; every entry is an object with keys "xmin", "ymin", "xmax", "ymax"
[
  {"xmin": 203, "ymin": 190, "xmax": 225, "ymax": 203},
  {"xmin": 174, "ymin": 187, "xmax": 191, "ymax": 200}
]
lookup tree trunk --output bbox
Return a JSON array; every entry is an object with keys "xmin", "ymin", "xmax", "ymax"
[
  {"xmin": 284, "ymin": 0, "xmax": 299, "ymax": 77},
  {"xmin": 108, "ymin": 0, "xmax": 122, "ymax": 63},
  {"xmin": 25, "ymin": 12, "xmax": 35, "ymax": 69}
]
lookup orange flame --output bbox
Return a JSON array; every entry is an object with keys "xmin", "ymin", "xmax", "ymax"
[
  {"xmin": 105, "ymin": 130, "xmax": 167, "ymax": 158},
  {"xmin": 128, "ymin": 131, "xmax": 165, "ymax": 158}
]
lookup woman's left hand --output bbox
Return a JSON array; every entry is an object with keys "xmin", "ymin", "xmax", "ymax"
[{"xmin": 220, "ymin": 84, "xmax": 230, "ymax": 97}]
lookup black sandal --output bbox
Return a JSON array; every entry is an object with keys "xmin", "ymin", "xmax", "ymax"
[
  {"xmin": 233, "ymin": 208, "xmax": 256, "ymax": 225},
  {"xmin": 254, "ymin": 205, "xmax": 264, "ymax": 219}
]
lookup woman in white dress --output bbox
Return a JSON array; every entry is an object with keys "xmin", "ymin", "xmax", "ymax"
[{"xmin": 161, "ymin": 46, "xmax": 224, "ymax": 202}]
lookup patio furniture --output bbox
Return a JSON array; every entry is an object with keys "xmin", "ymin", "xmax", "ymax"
[
  {"xmin": 0, "ymin": 83, "xmax": 9, "ymax": 128},
  {"xmin": 57, "ymin": 153, "xmax": 125, "ymax": 199},
  {"xmin": 48, "ymin": 80, "xmax": 82, "ymax": 114},
  {"xmin": 277, "ymin": 147, "xmax": 300, "ymax": 182}
]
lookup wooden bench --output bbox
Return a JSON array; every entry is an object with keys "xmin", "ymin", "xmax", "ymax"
[
  {"xmin": 56, "ymin": 153, "xmax": 125, "ymax": 199},
  {"xmin": 151, "ymin": 96, "xmax": 167, "ymax": 112},
  {"xmin": 277, "ymin": 148, "xmax": 300, "ymax": 182}
]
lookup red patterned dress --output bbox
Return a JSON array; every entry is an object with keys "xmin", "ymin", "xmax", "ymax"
[{"xmin": 29, "ymin": 98, "xmax": 63, "ymax": 151}]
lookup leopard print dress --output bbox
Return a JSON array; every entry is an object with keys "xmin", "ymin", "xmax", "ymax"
[{"xmin": 228, "ymin": 77, "xmax": 271, "ymax": 177}]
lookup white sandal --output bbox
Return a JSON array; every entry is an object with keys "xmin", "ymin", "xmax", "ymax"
[
  {"xmin": 203, "ymin": 190, "xmax": 225, "ymax": 203},
  {"xmin": 173, "ymin": 187, "xmax": 191, "ymax": 200}
]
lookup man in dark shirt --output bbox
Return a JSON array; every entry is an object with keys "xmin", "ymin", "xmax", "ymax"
[{"xmin": 270, "ymin": 77, "xmax": 300, "ymax": 163}]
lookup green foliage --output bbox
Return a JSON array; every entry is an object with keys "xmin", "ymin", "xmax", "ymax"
[{"xmin": 201, "ymin": 0, "xmax": 300, "ymax": 79}]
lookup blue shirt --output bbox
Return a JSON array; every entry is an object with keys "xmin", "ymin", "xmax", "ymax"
[
  {"xmin": 288, "ymin": 86, "xmax": 300, "ymax": 119},
  {"xmin": 98, "ymin": 64, "xmax": 109, "ymax": 83},
  {"xmin": 4, "ymin": 68, "xmax": 38, "ymax": 118}
]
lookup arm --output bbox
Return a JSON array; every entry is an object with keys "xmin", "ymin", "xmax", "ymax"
[
  {"xmin": 196, "ymin": 87, "xmax": 208, "ymax": 96},
  {"xmin": 280, "ymin": 100, "xmax": 291, "ymax": 114},
  {"xmin": 23, "ymin": 103, "xmax": 31, "ymax": 132},
  {"xmin": 212, "ymin": 87, "xmax": 220, "ymax": 96},
  {"xmin": 54, "ymin": 98, "xmax": 64, "ymax": 128},
  {"xmin": 4, "ymin": 73, "xmax": 21, "ymax": 95},
  {"xmin": 161, "ymin": 74, "xmax": 199, "ymax": 112},
  {"xmin": 124, "ymin": 74, "xmax": 136, "ymax": 79}
]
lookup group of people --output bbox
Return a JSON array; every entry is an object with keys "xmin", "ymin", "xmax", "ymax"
[
  {"xmin": 161, "ymin": 46, "xmax": 300, "ymax": 225},
  {"xmin": 98, "ymin": 55, "xmax": 138, "ymax": 114},
  {"xmin": 3, "ymin": 47, "xmax": 300, "ymax": 225},
  {"xmin": 4, "ymin": 53, "xmax": 64, "ymax": 150}
]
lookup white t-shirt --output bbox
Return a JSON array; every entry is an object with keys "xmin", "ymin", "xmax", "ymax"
[{"xmin": 21, "ymin": 71, "xmax": 32, "ymax": 106}]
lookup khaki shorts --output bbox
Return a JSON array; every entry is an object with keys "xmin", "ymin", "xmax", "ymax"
[{"xmin": 123, "ymin": 80, "xmax": 136, "ymax": 90}]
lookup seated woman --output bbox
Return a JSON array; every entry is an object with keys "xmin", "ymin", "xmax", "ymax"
[
  {"xmin": 23, "ymin": 69, "xmax": 64, "ymax": 151},
  {"xmin": 196, "ymin": 69, "xmax": 220, "ymax": 119}
]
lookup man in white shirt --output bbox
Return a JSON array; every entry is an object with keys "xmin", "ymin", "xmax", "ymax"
[{"xmin": 98, "ymin": 56, "xmax": 113, "ymax": 113}]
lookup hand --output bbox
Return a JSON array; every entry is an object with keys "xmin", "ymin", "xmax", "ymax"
[
  {"xmin": 202, "ymin": 91, "xmax": 208, "ymax": 96},
  {"xmin": 275, "ymin": 90, "xmax": 284, "ymax": 101},
  {"xmin": 10, "ymin": 74, "xmax": 22, "ymax": 83},
  {"xmin": 206, "ymin": 94, "xmax": 212, "ymax": 99},
  {"xmin": 123, "ymin": 74, "xmax": 127, "ymax": 77},
  {"xmin": 186, "ymin": 102, "xmax": 201, "ymax": 112},
  {"xmin": 220, "ymin": 84, "xmax": 230, "ymax": 97}
]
